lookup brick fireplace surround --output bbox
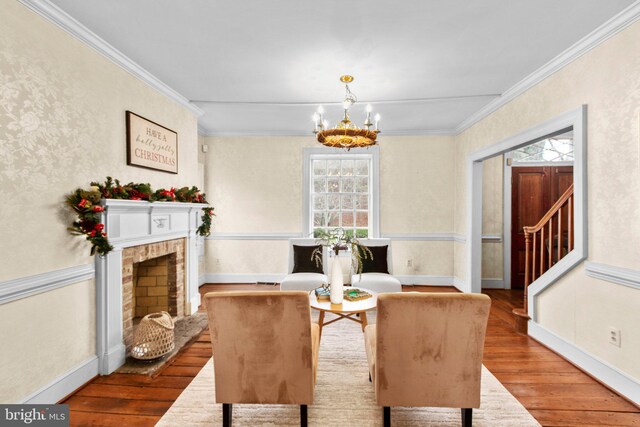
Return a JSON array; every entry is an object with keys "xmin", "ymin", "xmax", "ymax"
[{"xmin": 121, "ymin": 239, "xmax": 185, "ymax": 350}]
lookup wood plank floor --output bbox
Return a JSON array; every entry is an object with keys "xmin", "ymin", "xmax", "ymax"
[{"xmin": 62, "ymin": 284, "xmax": 640, "ymax": 426}]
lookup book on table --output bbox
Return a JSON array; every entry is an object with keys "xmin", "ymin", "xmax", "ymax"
[
  {"xmin": 343, "ymin": 288, "xmax": 372, "ymax": 301},
  {"xmin": 314, "ymin": 287, "xmax": 330, "ymax": 301}
]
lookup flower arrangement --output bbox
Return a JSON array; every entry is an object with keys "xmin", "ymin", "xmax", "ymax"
[
  {"xmin": 312, "ymin": 227, "xmax": 372, "ymax": 275},
  {"xmin": 66, "ymin": 177, "xmax": 214, "ymax": 256}
]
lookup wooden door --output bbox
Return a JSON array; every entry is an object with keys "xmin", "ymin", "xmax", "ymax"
[{"xmin": 511, "ymin": 166, "xmax": 573, "ymax": 288}]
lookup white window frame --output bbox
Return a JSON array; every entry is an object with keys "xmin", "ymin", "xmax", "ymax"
[{"xmin": 303, "ymin": 147, "xmax": 380, "ymax": 238}]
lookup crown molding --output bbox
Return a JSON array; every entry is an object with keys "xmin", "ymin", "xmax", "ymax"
[
  {"xmin": 198, "ymin": 129, "xmax": 311, "ymax": 137},
  {"xmin": 18, "ymin": 0, "xmax": 204, "ymax": 117},
  {"xmin": 19, "ymin": 0, "xmax": 639, "ymax": 134},
  {"xmin": 197, "ymin": 125, "xmax": 213, "ymax": 136},
  {"xmin": 455, "ymin": 0, "xmax": 640, "ymax": 134},
  {"xmin": 197, "ymin": 128, "xmax": 456, "ymax": 137},
  {"xmin": 381, "ymin": 129, "xmax": 457, "ymax": 136}
]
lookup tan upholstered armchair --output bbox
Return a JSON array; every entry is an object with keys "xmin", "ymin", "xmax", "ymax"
[
  {"xmin": 364, "ymin": 293, "xmax": 491, "ymax": 427},
  {"xmin": 203, "ymin": 291, "xmax": 320, "ymax": 427}
]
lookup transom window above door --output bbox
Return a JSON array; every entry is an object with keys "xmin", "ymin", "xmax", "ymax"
[
  {"xmin": 511, "ymin": 131, "xmax": 574, "ymax": 163},
  {"xmin": 303, "ymin": 148, "xmax": 379, "ymax": 239}
]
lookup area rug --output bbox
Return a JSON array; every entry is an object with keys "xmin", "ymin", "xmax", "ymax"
[
  {"xmin": 157, "ymin": 311, "xmax": 540, "ymax": 426},
  {"xmin": 117, "ymin": 312, "xmax": 209, "ymax": 375}
]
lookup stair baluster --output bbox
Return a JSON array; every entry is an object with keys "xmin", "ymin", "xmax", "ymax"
[{"xmin": 513, "ymin": 183, "xmax": 574, "ymax": 334}]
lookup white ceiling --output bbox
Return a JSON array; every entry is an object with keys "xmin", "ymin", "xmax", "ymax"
[{"xmin": 49, "ymin": 0, "xmax": 635, "ymax": 135}]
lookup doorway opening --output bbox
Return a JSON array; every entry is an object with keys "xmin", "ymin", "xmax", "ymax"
[
  {"xmin": 505, "ymin": 130, "xmax": 574, "ymax": 289},
  {"xmin": 466, "ymin": 106, "xmax": 587, "ymax": 331}
]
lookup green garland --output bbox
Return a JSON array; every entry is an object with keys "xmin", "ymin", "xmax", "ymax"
[{"xmin": 66, "ymin": 177, "xmax": 215, "ymax": 256}]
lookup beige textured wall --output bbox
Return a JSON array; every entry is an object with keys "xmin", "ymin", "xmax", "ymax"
[
  {"xmin": 454, "ymin": 21, "xmax": 640, "ymax": 379},
  {"xmin": 0, "ymin": 280, "xmax": 95, "ymax": 402},
  {"xmin": 204, "ymin": 135, "xmax": 456, "ymax": 278},
  {"xmin": 482, "ymin": 155, "xmax": 504, "ymax": 280},
  {"xmin": 0, "ymin": 3, "xmax": 200, "ymax": 402},
  {"xmin": 382, "ymin": 136, "xmax": 455, "ymax": 277}
]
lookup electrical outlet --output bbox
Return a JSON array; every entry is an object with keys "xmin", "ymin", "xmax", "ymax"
[
  {"xmin": 609, "ymin": 327, "xmax": 621, "ymax": 347},
  {"xmin": 216, "ymin": 258, "xmax": 221, "ymax": 265},
  {"xmin": 202, "ymin": 144, "xmax": 209, "ymax": 153},
  {"xmin": 406, "ymin": 259, "xmax": 413, "ymax": 268}
]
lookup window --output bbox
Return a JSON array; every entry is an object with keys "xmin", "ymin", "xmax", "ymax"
[
  {"xmin": 303, "ymin": 148, "xmax": 379, "ymax": 239},
  {"xmin": 511, "ymin": 131, "xmax": 574, "ymax": 163}
]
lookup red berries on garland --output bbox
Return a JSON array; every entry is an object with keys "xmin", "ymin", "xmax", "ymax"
[{"xmin": 66, "ymin": 177, "xmax": 213, "ymax": 256}]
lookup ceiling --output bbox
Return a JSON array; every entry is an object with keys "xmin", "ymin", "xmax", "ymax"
[{"xmin": 48, "ymin": 0, "xmax": 635, "ymax": 135}]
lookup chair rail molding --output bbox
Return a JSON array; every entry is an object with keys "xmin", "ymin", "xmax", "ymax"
[
  {"xmin": 206, "ymin": 232, "xmax": 302, "ymax": 240},
  {"xmin": 383, "ymin": 233, "xmax": 502, "ymax": 242},
  {"xmin": 17, "ymin": 0, "xmax": 204, "ymax": 117},
  {"xmin": 585, "ymin": 262, "xmax": 640, "ymax": 290},
  {"xmin": 205, "ymin": 232, "xmax": 502, "ymax": 243},
  {"xmin": 382, "ymin": 233, "xmax": 458, "ymax": 241},
  {"xmin": 0, "ymin": 263, "xmax": 95, "ymax": 305}
]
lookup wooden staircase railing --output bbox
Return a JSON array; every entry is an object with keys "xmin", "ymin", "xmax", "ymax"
[{"xmin": 513, "ymin": 183, "xmax": 574, "ymax": 334}]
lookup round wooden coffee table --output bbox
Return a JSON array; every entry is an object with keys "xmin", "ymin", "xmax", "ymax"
[{"xmin": 309, "ymin": 287, "xmax": 377, "ymax": 340}]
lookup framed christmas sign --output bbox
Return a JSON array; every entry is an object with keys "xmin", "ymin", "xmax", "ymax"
[{"xmin": 126, "ymin": 111, "xmax": 178, "ymax": 174}]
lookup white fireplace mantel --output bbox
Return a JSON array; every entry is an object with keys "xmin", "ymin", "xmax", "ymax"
[{"xmin": 95, "ymin": 199, "xmax": 206, "ymax": 374}]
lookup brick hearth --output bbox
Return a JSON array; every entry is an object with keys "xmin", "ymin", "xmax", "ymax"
[{"xmin": 121, "ymin": 238, "xmax": 185, "ymax": 350}]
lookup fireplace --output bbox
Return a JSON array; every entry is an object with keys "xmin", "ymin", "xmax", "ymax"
[
  {"xmin": 121, "ymin": 239, "xmax": 185, "ymax": 351},
  {"xmin": 95, "ymin": 199, "xmax": 204, "ymax": 374}
]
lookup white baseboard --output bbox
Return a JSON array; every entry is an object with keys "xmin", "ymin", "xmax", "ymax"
[
  {"xmin": 453, "ymin": 277, "xmax": 466, "ymax": 292},
  {"xmin": 202, "ymin": 273, "xmax": 285, "ymax": 284},
  {"xmin": 190, "ymin": 294, "xmax": 201, "ymax": 315},
  {"xmin": 394, "ymin": 275, "xmax": 454, "ymax": 286},
  {"xmin": 198, "ymin": 274, "xmax": 207, "ymax": 287},
  {"xmin": 21, "ymin": 356, "xmax": 98, "ymax": 404},
  {"xmin": 203, "ymin": 273, "xmax": 500, "ymax": 292},
  {"xmin": 481, "ymin": 278, "xmax": 505, "ymax": 289},
  {"xmin": 101, "ymin": 344, "xmax": 126, "ymax": 375},
  {"xmin": 203, "ymin": 273, "xmax": 459, "ymax": 287},
  {"xmin": 529, "ymin": 321, "xmax": 640, "ymax": 406}
]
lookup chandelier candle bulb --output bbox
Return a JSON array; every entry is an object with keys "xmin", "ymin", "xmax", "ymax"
[{"xmin": 364, "ymin": 104, "xmax": 373, "ymax": 129}]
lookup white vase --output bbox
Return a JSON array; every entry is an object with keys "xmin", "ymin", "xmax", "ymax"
[{"xmin": 330, "ymin": 256, "xmax": 344, "ymax": 304}]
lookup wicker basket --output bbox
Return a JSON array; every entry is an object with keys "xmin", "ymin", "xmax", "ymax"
[{"xmin": 131, "ymin": 311, "xmax": 175, "ymax": 360}]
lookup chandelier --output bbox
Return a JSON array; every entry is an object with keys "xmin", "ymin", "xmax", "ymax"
[{"xmin": 313, "ymin": 75, "xmax": 380, "ymax": 149}]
